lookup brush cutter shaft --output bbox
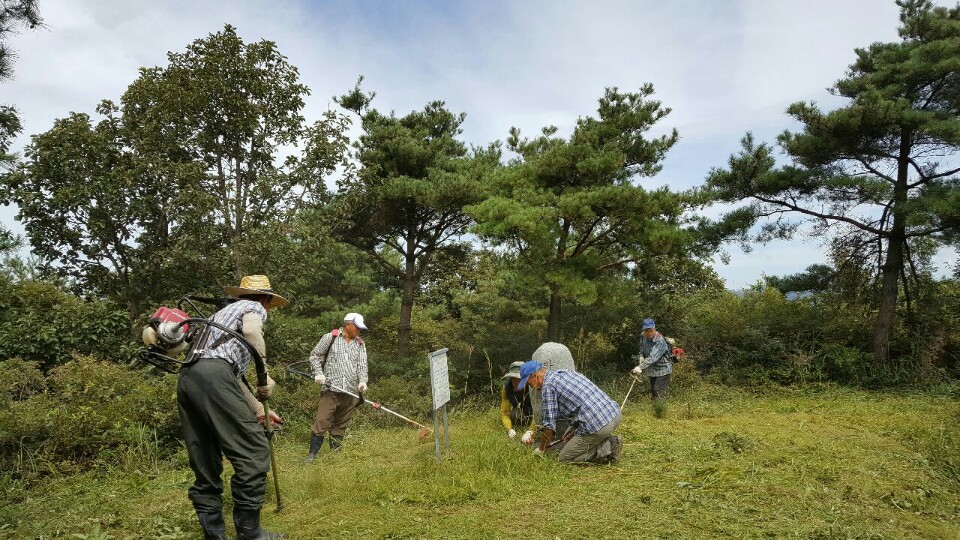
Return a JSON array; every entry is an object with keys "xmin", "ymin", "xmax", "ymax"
[
  {"xmin": 326, "ymin": 383, "xmax": 428, "ymax": 429},
  {"xmin": 620, "ymin": 376, "xmax": 640, "ymax": 411}
]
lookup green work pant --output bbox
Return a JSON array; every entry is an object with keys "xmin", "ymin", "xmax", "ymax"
[{"xmin": 177, "ymin": 358, "xmax": 270, "ymax": 513}]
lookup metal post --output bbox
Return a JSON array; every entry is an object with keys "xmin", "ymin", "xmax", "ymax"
[
  {"xmin": 433, "ymin": 406, "xmax": 441, "ymax": 463},
  {"xmin": 442, "ymin": 403, "xmax": 450, "ymax": 451}
]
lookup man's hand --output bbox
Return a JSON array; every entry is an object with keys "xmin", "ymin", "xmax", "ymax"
[
  {"xmin": 562, "ymin": 430, "xmax": 575, "ymax": 443},
  {"xmin": 521, "ymin": 430, "xmax": 534, "ymax": 445},
  {"xmin": 257, "ymin": 375, "xmax": 275, "ymax": 399},
  {"xmin": 258, "ymin": 410, "xmax": 283, "ymax": 428},
  {"xmin": 358, "ymin": 382, "xmax": 367, "ymax": 393},
  {"xmin": 314, "ymin": 373, "xmax": 326, "ymax": 385},
  {"xmin": 508, "ymin": 429, "xmax": 517, "ymax": 439},
  {"xmin": 631, "ymin": 365, "xmax": 644, "ymax": 377}
]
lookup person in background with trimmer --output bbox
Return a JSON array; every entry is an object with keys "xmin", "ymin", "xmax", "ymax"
[
  {"xmin": 517, "ymin": 360, "xmax": 622, "ymax": 464},
  {"xmin": 304, "ymin": 312, "xmax": 369, "ymax": 462},
  {"xmin": 630, "ymin": 318, "xmax": 673, "ymax": 400},
  {"xmin": 177, "ymin": 275, "xmax": 288, "ymax": 540}
]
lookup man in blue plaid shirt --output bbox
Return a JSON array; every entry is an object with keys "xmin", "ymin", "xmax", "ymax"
[
  {"xmin": 517, "ymin": 360, "xmax": 622, "ymax": 464},
  {"xmin": 630, "ymin": 318, "xmax": 673, "ymax": 399}
]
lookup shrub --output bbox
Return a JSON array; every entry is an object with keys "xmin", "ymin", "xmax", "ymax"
[{"xmin": 0, "ymin": 356, "xmax": 179, "ymax": 479}]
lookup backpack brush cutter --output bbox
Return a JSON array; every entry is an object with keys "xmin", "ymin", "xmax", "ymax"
[{"xmin": 286, "ymin": 361, "xmax": 433, "ymax": 441}]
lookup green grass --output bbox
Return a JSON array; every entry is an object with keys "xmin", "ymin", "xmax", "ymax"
[{"xmin": 3, "ymin": 383, "xmax": 959, "ymax": 539}]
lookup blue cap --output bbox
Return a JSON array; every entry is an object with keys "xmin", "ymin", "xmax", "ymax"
[
  {"xmin": 517, "ymin": 360, "xmax": 543, "ymax": 390},
  {"xmin": 642, "ymin": 318, "xmax": 656, "ymax": 330}
]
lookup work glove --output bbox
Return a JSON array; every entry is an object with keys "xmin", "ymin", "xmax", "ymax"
[
  {"xmin": 314, "ymin": 373, "xmax": 326, "ymax": 385},
  {"xmin": 631, "ymin": 365, "xmax": 644, "ymax": 377},
  {"xmin": 521, "ymin": 430, "xmax": 534, "ymax": 445},
  {"xmin": 358, "ymin": 382, "xmax": 367, "ymax": 393},
  {"xmin": 257, "ymin": 375, "xmax": 275, "ymax": 400},
  {"xmin": 508, "ymin": 429, "xmax": 517, "ymax": 439},
  {"xmin": 533, "ymin": 447, "xmax": 544, "ymax": 457},
  {"xmin": 258, "ymin": 410, "xmax": 284, "ymax": 429}
]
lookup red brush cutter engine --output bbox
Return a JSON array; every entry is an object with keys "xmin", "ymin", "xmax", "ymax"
[{"xmin": 142, "ymin": 306, "xmax": 191, "ymax": 355}]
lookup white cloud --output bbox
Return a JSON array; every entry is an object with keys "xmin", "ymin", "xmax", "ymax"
[{"xmin": 3, "ymin": 0, "xmax": 951, "ymax": 287}]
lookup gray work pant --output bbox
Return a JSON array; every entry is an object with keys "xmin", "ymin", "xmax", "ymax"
[
  {"xmin": 177, "ymin": 358, "xmax": 271, "ymax": 512},
  {"xmin": 649, "ymin": 373, "xmax": 671, "ymax": 399},
  {"xmin": 558, "ymin": 414, "xmax": 622, "ymax": 464}
]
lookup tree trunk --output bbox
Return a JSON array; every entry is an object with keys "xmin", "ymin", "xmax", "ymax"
[
  {"xmin": 872, "ymin": 132, "xmax": 911, "ymax": 368},
  {"xmin": 398, "ymin": 258, "xmax": 416, "ymax": 356},
  {"xmin": 547, "ymin": 289, "xmax": 562, "ymax": 341}
]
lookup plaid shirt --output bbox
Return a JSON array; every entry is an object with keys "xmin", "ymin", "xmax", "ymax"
[
  {"xmin": 309, "ymin": 329, "xmax": 368, "ymax": 392},
  {"xmin": 540, "ymin": 370, "xmax": 620, "ymax": 435},
  {"xmin": 203, "ymin": 299, "xmax": 268, "ymax": 374},
  {"xmin": 637, "ymin": 331, "xmax": 672, "ymax": 377}
]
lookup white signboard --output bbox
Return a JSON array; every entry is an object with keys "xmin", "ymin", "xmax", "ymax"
[{"xmin": 429, "ymin": 348, "xmax": 450, "ymax": 410}]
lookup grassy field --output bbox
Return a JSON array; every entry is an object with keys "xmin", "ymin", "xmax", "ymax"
[{"xmin": 3, "ymin": 382, "xmax": 959, "ymax": 539}]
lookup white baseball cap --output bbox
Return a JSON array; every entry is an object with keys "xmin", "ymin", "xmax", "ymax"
[{"xmin": 344, "ymin": 312, "xmax": 367, "ymax": 330}]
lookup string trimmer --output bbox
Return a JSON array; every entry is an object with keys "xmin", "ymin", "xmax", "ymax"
[{"xmin": 287, "ymin": 361, "xmax": 432, "ymax": 440}]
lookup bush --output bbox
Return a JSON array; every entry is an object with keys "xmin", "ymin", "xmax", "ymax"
[
  {"xmin": 0, "ymin": 356, "xmax": 179, "ymax": 480},
  {"xmin": 0, "ymin": 280, "xmax": 134, "ymax": 370}
]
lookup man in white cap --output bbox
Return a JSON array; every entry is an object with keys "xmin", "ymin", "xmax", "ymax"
[
  {"xmin": 304, "ymin": 312, "xmax": 369, "ymax": 461},
  {"xmin": 177, "ymin": 274, "xmax": 288, "ymax": 540}
]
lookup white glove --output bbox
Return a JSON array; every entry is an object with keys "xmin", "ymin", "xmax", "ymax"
[
  {"xmin": 521, "ymin": 430, "xmax": 534, "ymax": 445},
  {"xmin": 314, "ymin": 373, "xmax": 325, "ymax": 385},
  {"xmin": 358, "ymin": 383, "xmax": 367, "ymax": 393},
  {"xmin": 631, "ymin": 365, "xmax": 644, "ymax": 377},
  {"xmin": 508, "ymin": 429, "xmax": 517, "ymax": 439},
  {"xmin": 533, "ymin": 447, "xmax": 544, "ymax": 456}
]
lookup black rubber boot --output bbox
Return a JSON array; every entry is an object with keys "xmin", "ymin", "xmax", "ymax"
[
  {"xmin": 329, "ymin": 434, "xmax": 343, "ymax": 451},
  {"xmin": 197, "ymin": 511, "xmax": 231, "ymax": 540},
  {"xmin": 233, "ymin": 507, "xmax": 286, "ymax": 540},
  {"xmin": 303, "ymin": 433, "xmax": 324, "ymax": 463}
]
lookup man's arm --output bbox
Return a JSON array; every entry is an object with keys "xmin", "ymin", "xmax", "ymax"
[
  {"xmin": 241, "ymin": 312, "xmax": 267, "ymax": 359},
  {"xmin": 500, "ymin": 386, "xmax": 513, "ymax": 430}
]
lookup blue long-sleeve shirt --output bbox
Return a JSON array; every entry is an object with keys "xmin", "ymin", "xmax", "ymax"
[
  {"xmin": 636, "ymin": 332, "xmax": 672, "ymax": 377},
  {"xmin": 540, "ymin": 370, "xmax": 620, "ymax": 435}
]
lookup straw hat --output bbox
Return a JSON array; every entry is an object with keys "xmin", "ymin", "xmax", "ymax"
[{"xmin": 224, "ymin": 275, "xmax": 289, "ymax": 309}]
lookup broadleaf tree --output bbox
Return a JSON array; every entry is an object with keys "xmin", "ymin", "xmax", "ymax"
[{"xmin": 704, "ymin": 0, "xmax": 960, "ymax": 367}]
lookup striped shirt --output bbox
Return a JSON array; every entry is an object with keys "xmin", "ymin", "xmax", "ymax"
[
  {"xmin": 309, "ymin": 328, "xmax": 368, "ymax": 393},
  {"xmin": 637, "ymin": 331, "xmax": 672, "ymax": 377},
  {"xmin": 540, "ymin": 370, "xmax": 620, "ymax": 436},
  {"xmin": 203, "ymin": 299, "xmax": 268, "ymax": 374}
]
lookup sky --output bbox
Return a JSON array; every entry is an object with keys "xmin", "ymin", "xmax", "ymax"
[{"xmin": 2, "ymin": 0, "xmax": 956, "ymax": 288}]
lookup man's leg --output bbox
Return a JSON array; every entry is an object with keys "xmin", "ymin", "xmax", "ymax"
[
  {"xmin": 652, "ymin": 373, "xmax": 671, "ymax": 399},
  {"xmin": 329, "ymin": 392, "xmax": 358, "ymax": 449},
  {"xmin": 177, "ymin": 365, "xmax": 225, "ymax": 518},
  {"xmin": 557, "ymin": 415, "xmax": 621, "ymax": 464},
  {"xmin": 311, "ymin": 391, "xmax": 338, "ymax": 438},
  {"xmin": 186, "ymin": 360, "xmax": 283, "ymax": 539}
]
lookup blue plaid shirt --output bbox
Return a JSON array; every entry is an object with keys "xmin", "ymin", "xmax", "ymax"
[
  {"xmin": 540, "ymin": 370, "xmax": 620, "ymax": 435},
  {"xmin": 637, "ymin": 331, "xmax": 672, "ymax": 377},
  {"xmin": 203, "ymin": 299, "xmax": 268, "ymax": 374}
]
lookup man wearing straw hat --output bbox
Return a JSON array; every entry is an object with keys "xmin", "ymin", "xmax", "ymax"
[
  {"xmin": 500, "ymin": 361, "xmax": 533, "ymax": 440},
  {"xmin": 177, "ymin": 274, "xmax": 288, "ymax": 540},
  {"xmin": 304, "ymin": 312, "xmax": 370, "ymax": 461}
]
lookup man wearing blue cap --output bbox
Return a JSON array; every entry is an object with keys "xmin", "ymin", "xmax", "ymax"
[
  {"xmin": 517, "ymin": 360, "xmax": 622, "ymax": 464},
  {"xmin": 630, "ymin": 318, "xmax": 672, "ymax": 399}
]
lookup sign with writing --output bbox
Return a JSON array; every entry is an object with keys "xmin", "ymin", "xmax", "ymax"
[{"xmin": 429, "ymin": 348, "xmax": 450, "ymax": 410}]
